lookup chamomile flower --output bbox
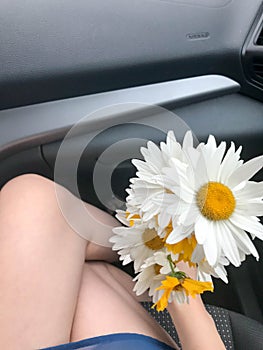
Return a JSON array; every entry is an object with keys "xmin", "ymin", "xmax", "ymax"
[
  {"xmin": 165, "ymin": 133, "xmax": 263, "ymax": 267},
  {"xmin": 126, "ymin": 138, "xmax": 169, "ymax": 221},
  {"xmin": 126, "ymin": 131, "xmax": 191, "ymax": 228},
  {"xmin": 133, "ymin": 251, "xmax": 171, "ymax": 302},
  {"xmin": 110, "ymin": 221, "xmax": 166, "ymax": 272}
]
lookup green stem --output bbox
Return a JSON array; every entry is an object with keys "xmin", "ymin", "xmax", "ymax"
[
  {"xmin": 167, "ymin": 254, "xmax": 176, "ymax": 275},
  {"xmin": 167, "ymin": 255, "xmax": 188, "ymax": 280}
]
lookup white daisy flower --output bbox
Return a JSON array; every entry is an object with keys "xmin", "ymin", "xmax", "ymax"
[
  {"xmin": 126, "ymin": 131, "xmax": 191, "ymax": 229},
  {"xmin": 133, "ymin": 251, "xmax": 170, "ymax": 303},
  {"xmin": 110, "ymin": 222, "xmax": 166, "ymax": 272},
  {"xmin": 165, "ymin": 133, "xmax": 263, "ymax": 268}
]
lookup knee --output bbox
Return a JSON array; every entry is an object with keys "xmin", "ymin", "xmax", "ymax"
[
  {"xmin": 0, "ymin": 174, "xmax": 58, "ymax": 216},
  {"xmin": 0, "ymin": 174, "xmax": 77, "ymax": 243},
  {"xmin": 0, "ymin": 175, "xmax": 93, "ymax": 243},
  {"xmin": 2, "ymin": 173, "xmax": 51, "ymax": 193}
]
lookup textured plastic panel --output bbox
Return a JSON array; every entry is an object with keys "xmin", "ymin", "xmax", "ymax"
[
  {"xmin": 0, "ymin": 0, "xmax": 261, "ymax": 109},
  {"xmin": 0, "ymin": 75, "xmax": 239, "ymax": 161},
  {"xmin": 0, "ymin": 147, "xmax": 52, "ymax": 189},
  {"xmin": 41, "ymin": 92, "xmax": 263, "ymax": 206},
  {"xmin": 175, "ymin": 94, "xmax": 263, "ymax": 163}
]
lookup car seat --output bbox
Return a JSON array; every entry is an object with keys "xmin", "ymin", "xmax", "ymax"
[{"xmin": 141, "ymin": 302, "xmax": 263, "ymax": 350}]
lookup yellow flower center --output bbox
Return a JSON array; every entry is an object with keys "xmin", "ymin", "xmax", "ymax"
[
  {"xmin": 196, "ymin": 182, "xmax": 236, "ymax": 221},
  {"xmin": 143, "ymin": 229, "xmax": 164, "ymax": 250}
]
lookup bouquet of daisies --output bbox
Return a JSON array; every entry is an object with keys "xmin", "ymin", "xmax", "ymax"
[{"xmin": 110, "ymin": 131, "xmax": 263, "ymax": 311}]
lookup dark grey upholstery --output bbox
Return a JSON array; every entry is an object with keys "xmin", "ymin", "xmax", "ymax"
[
  {"xmin": 228, "ymin": 310, "xmax": 263, "ymax": 350},
  {"xmin": 141, "ymin": 302, "xmax": 263, "ymax": 350}
]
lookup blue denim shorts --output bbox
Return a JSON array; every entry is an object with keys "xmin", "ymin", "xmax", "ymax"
[{"xmin": 40, "ymin": 333, "xmax": 177, "ymax": 350}]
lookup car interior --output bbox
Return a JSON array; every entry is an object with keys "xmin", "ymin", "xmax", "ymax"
[{"xmin": 0, "ymin": 1, "xmax": 263, "ymax": 349}]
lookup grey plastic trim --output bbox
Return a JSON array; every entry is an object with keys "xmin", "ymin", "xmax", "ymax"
[{"xmin": 0, "ymin": 74, "xmax": 239, "ymax": 161}]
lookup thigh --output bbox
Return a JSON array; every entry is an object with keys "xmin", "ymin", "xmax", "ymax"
[
  {"xmin": 0, "ymin": 175, "xmax": 87, "ymax": 349},
  {"xmin": 70, "ymin": 262, "xmax": 178, "ymax": 349}
]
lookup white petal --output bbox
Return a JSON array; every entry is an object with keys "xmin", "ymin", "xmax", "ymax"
[
  {"xmin": 203, "ymin": 236, "xmax": 217, "ymax": 267},
  {"xmin": 230, "ymin": 213, "xmax": 263, "ymax": 240},
  {"xmin": 170, "ymin": 158, "xmax": 188, "ymax": 174},
  {"xmin": 158, "ymin": 209, "xmax": 171, "ymax": 228},
  {"xmin": 183, "ymin": 130, "xmax": 193, "ymax": 149},
  {"xmin": 141, "ymin": 199, "xmax": 156, "ymax": 212},
  {"xmin": 194, "ymin": 215, "xmax": 209, "ymax": 244},
  {"xmin": 142, "ymin": 209, "xmax": 157, "ymax": 221},
  {"xmin": 200, "ymin": 136, "xmax": 226, "ymax": 181},
  {"xmin": 203, "ymin": 221, "xmax": 220, "ymax": 266},
  {"xmin": 214, "ymin": 264, "xmax": 229, "ymax": 284},
  {"xmin": 166, "ymin": 225, "xmax": 192, "ymax": 244},
  {"xmin": 228, "ymin": 155, "xmax": 263, "ymax": 188},
  {"xmin": 120, "ymin": 253, "xmax": 132, "ymax": 265},
  {"xmin": 191, "ymin": 244, "xmax": 205, "ymax": 263},
  {"xmin": 194, "ymin": 153, "xmax": 209, "ymax": 189},
  {"xmin": 183, "ymin": 147, "xmax": 200, "ymax": 171},
  {"xmin": 131, "ymin": 159, "xmax": 148, "ymax": 172},
  {"xmin": 219, "ymin": 142, "xmax": 242, "ymax": 184},
  {"xmin": 145, "ymin": 142, "xmax": 164, "ymax": 167},
  {"xmin": 164, "ymin": 130, "xmax": 179, "ymax": 154},
  {"xmin": 227, "ymin": 221, "xmax": 259, "ymax": 259},
  {"xmin": 235, "ymin": 202, "xmax": 263, "ymax": 217},
  {"xmin": 208, "ymin": 142, "xmax": 226, "ymax": 181},
  {"xmin": 198, "ymin": 269, "xmax": 213, "ymax": 283},
  {"xmin": 220, "ymin": 221, "xmax": 241, "ymax": 267},
  {"xmin": 162, "ymin": 166, "xmax": 184, "ymax": 186},
  {"xmin": 167, "ymin": 130, "xmax": 176, "ymax": 143},
  {"xmin": 178, "ymin": 205, "xmax": 199, "ymax": 227},
  {"xmin": 176, "ymin": 185, "xmax": 195, "ymax": 204},
  {"xmin": 206, "ymin": 134, "xmax": 217, "ymax": 150},
  {"xmin": 235, "ymin": 181, "xmax": 263, "ymax": 201}
]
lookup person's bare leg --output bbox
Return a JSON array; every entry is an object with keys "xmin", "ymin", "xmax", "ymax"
[
  {"xmin": 70, "ymin": 262, "xmax": 179, "ymax": 349},
  {"xmin": 0, "ymin": 174, "xmax": 117, "ymax": 350},
  {"xmin": 0, "ymin": 173, "xmax": 177, "ymax": 349},
  {"xmin": 82, "ymin": 202, "xmax": 119, "ymax": 263}
]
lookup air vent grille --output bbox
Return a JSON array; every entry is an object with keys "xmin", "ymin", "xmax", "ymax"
[
  {"xmin": 256, "ymin": 25, "xmax": 263, "ymax": 45},
  {"xmin": 252, "ymin": 58, "xmax": 263, "ymax": 80}
]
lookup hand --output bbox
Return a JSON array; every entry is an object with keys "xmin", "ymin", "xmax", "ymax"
[{"xmin": 175, "ymin": 260, "xmax": 197, "ymax": 280}]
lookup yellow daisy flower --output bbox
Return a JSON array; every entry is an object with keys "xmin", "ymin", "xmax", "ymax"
[
  {"xmin": 153, "ymin": 275, "xmax": 213, "ymax": 312},
  {"xmin": 165, "ymin": 235, "xmax": 197, "ymax": 267}
]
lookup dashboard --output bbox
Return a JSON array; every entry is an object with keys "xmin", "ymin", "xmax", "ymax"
[{"xmin": 0, "ymin": 0, "xmax": 263, "ymax": 110}]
